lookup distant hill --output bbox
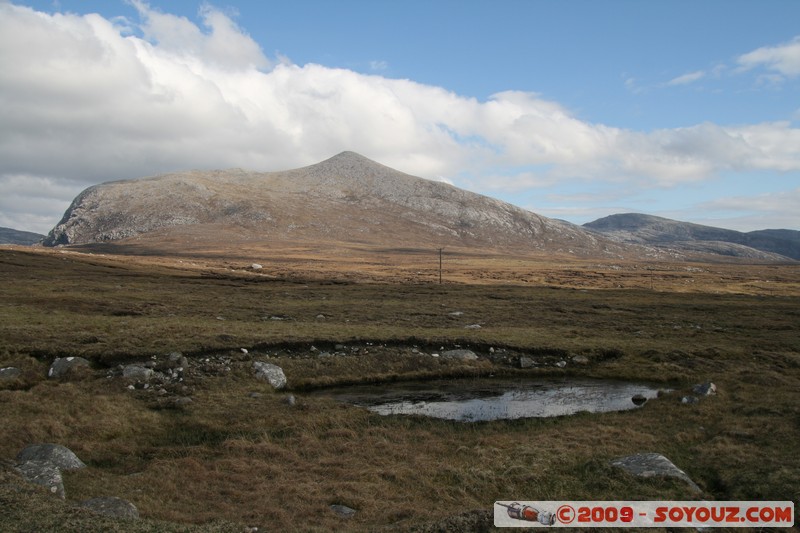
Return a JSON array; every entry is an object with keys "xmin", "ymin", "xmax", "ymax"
[
  {"xmin": 584, "ymin": 214, "xmax": 799, "ymax": 261},
  {"xmin": 43, "ymin": 152, "xmax": 626, "ymax": 258},
  {"xmin": 0, "ymin": 227, "xmax": 44, "ymax": 245}
]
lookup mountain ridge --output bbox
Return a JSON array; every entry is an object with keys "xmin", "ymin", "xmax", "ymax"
[
  {"xmin": 584, "ymin": 213, "xmax": 799, "ymax": 260},
  {"xmin": 43, "ymin": 152, "xmax": 625, "ymax": 258}
]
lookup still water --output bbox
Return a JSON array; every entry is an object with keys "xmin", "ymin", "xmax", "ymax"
[{"xmin": 315, "ymin": 378, "xmax": 664, "ymax": 422}]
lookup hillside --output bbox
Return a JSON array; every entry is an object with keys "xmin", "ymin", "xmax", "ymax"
[
  {"xmin": 0, "ymin": 227, "xmax": 44, "ymax": 245},
  {"xmin": 43, "ymin": 152, "xmax": 624, "ymax": 258},
  {"xmin": 584, "ymin": 213, "xmax": 798, "ymax": 261}
]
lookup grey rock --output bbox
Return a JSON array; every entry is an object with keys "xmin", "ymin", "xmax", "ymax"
[
  {"xmin": 555, "ymin": 360, "xmax": 567, "ymax": 368},
  {"xmin": 250, "ymin": 263, "xmax": 263, "ymax": 270},
  {"xmin": 572, "ymin": 355, "xmax": 590, "ymax": 365},
  {"xmin": 167, "ymin": 352, "xmax": 188, "ymax": 369},
  {"xmin": 692, "ymin": 382, "xmax": 717, "ymax": 396},
  {"xmin": 80, "ymin": 496, "xmax": 140, "ymax": 519},
  {"xmin": 17, "ymin": 443, "xmax": 87, "ymax": 471},
  {"xmin": 15, "ymin": 460, "xmax": 65, "ymax": 499},
  {"xmin": 610, "ymin": 452, "xmax": 701, "ymax": 493},
  {"xmin": 681, "ymin": 395, "xmax": 699, "ymax": 404},
  {"xmin": 283, "ymin": 394, "xmax": 296, "ymax": 406},
  {"xmin": 48, "ymin": 357, "xmax": 91, "ymax": 379},
  {"xmin": 253, "ymin": 361, "xmax": 287, "ymax": 390},
  {"xmin": 122, "ymin": 365, "xmax": 153, "ymax": 382},
  {"xmin": 464, "ymin": 324, "xmax": 482, "ymax": 329},
  {"xmin": 0, "ymin": 366, "xmax": 22, "ymax": 380},
  {"xmin": 631, "ymin": 394, "xmax": 648, "ymax": 406},
  {"xmin": 441, "ymin": 349, "xmax": 478, "ymax": 361},
  {"xmin": 330, "ymin": 504, "xmax": 356, "ymax": 518},
  {"xmin": 519, "ymin": 356, "xmax": 535, "ymax": 369}
]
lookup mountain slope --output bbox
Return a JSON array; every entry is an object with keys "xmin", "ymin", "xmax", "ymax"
[
  {"xmin": 43, "ymin": 152, "xmax": 623, "ymax": 257},
  {"xmin": 584, "ymin": 213, "xmax": 798, "ymax": 260},
  {"xmin": 0, "ymin": 227, "xmax": 44, "ymax": 245}
]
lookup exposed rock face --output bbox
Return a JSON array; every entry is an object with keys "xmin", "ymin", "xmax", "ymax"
[
  {"xmin": 15, "ymin": 460, "xmax": 65, "ymax": 499},
  {"xmin": 43, "ymin": 152, "xmax": 624, "ymax": 257},
  {"xmin": 610, "ymin": 452, "xmax": 701, "ymax": 493},
  {"xmin": 585, "ymin": 213, "xmax": 799, "ymax": 261}
]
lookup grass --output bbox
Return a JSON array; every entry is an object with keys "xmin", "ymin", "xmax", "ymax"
[{"xmin": 1, "ymin": 246, "xmax": 799, "ymax": 531}]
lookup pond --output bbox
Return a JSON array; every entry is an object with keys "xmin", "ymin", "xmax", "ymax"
[{"xmin": 313, "ymin": 378, "xmax": 665, "ymax": 422}]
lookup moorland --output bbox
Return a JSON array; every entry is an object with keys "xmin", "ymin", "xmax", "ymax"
[{"xmin": 1, "ymin": 244, "xmax": 799, "ymax": 531}]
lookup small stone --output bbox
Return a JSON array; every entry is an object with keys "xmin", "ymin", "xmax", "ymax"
[
  {"xmin": 681, "ymin": 396, "xmax": 699, "ymax": 404},
  {"xmin": 519, "ymin": 356, "xmax": 535, "ymax": 369},
  {"xmin": 692, "ymin": 382, "xmax": 717, "ymax": 396},
  {"xmin": 464, "ymin": 324, "xmax": 482, "ymax": 329},
  {"xmin": 555, "ymin": 360, "xmax": 567, "ymax": 368},
  {"xmin": 241, "ymin": 348, "xmax": 248, "ymax": 354},
  {"xmin": 80, "ymin": 496, "xmax": 139, "ymax": 519},
  {"xmin": 316, "ymin": 314, "xmax": 326, "ymax": 319},
  {"xmin": 330, "ymin": 504, "xmax": 356, "ymax": 518},
  {"xmin": 572, "ymin": 355, "xmax": 590, "ymax": 365},
  {"xmin": 250, "ymin": 263, "xmax": 263, "ymax": 270},
  {"xmin": 122, "ymin": 365, "xmax": 153, "ymax": 382},
  {"xmin": 283, "ymin": 394, "xmax": 296, "ymax": 406}
]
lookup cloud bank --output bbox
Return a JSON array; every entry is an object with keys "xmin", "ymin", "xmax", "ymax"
[{"xmin": 1, "ymin": 2, "xmax": 799, "ymax": 233}]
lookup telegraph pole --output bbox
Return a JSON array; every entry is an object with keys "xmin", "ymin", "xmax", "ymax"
[{"xmin": 438, "ymin": 247, "xmax": 444, "ymax": 284}]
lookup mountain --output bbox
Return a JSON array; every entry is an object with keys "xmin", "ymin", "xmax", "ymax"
[
  {"xmin": 584, "ymin": 213, "xmax": 799, "ymax": 261},
  {"xmin": 0, "ymin": 227, "xmax": 44, "ymax": 245},
  {"xmin": 43, "ymin": 152, "xmax": 624, "ymax": 257}
]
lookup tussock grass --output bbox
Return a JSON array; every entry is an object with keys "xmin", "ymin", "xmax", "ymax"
[{"xmin": 1, "ymin": 247, "xmax": 799, "ymax": 531}]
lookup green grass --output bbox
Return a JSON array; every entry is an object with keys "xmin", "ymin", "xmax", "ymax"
[{"xmin": 1, "ymin": 248, "xmax": 799, "ymax": 531}]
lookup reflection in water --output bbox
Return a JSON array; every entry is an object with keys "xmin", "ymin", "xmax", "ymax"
[{"xmin": 315, "ymin": 378, "xmax": 665, "ymax": 422}]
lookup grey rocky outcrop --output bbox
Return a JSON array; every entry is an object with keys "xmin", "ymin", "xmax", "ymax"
[
  {"xmin": 441, "ymin": 349, "xmax": 478, "ymax": 361},
  {"xmin": 15, "ymin": 460, "xmax": 65, "ymax": 499},
  {"xmin": 610, "ymin": 452, "xmax": 701, "ymax": 493},
  {"xmin": 16, "ymin": 443, "xmax": 87, "ymax": 471},
  {"xmin": 253, "ymin": 361, "xmax": 287, "ymax": 389},
  {"xmin": 48, "ymin": 357, "xmax": 91, "ymax": 379},
  {"xmin": 80, "ymin": 496, "xmax": 140, "ymax": 519},
  {"xmin": 14, "ymin": 443, "xmax": 87, "ymax": 500},
  {"xmin": 0, "ymin": 366, "xmax": 22, "ymax": 380}
]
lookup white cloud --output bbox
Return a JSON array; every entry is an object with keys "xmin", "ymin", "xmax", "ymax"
[
  {"xmin": 667, "ymin": 70, "xmax": 706, "ymax": 86},
  {"xmin": 0, "ymin": 2, "xmax": 799, "ymax": 234},
  {"xmin": 737, "ymin": 36, "xmax": 800, "ymax": 78}
]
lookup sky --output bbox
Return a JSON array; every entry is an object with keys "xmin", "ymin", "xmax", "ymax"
[{"xmin": 1, "ymin": 0, "xmax": 799, "ymax": 235}]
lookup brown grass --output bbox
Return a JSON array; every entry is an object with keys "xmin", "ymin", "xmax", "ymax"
[{"xmin": 1, "ymin": 246, "xmax": 798, "ymax": 531}]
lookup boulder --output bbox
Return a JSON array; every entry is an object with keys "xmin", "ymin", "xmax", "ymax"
[
  {"xmin": 15, "ymin": 460, "xmax": 65, "ymax": 499},
  {"xmin": 441, "ymin": 349, "xmax": 478, "ymax": 361},
  {"xmin": 80, "ymin": 496, "xmax": 140, "ymax": 519},
  {"xmin": 0, "ymin": 366, "xmax": 22, "ymax": 380},
  {"xmin": 122, "ymin": 365, "xmax": 154, "ymax": 382},
  {"xmin": 253, "ymin": 361, "xmax": 287, "ymax": 390},
  {"xmin": 16, "ymin": 443, "xmax": 86, "ymax": 471},
  {"xmin": 48, "ymin": 357, "xmax": 91, "ymax": 379},
  {"xmin": 610, "ymin": 452, "xmax": 701, "ymax": 493}
]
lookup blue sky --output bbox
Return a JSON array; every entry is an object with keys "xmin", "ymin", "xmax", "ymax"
[{"xmin": 1, "ymin": 0, "xmax": 799, "ymax": 234}]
